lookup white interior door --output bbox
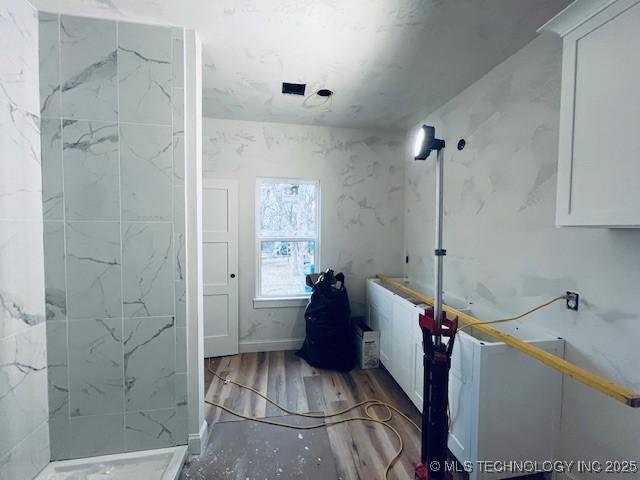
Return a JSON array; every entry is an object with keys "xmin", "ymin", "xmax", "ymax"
[{"xmin": 202, "ymin": 178, "xmax": 239, "ymax": 357}]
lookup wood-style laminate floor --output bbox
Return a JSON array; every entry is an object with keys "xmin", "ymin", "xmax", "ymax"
[
  {"xmin": 180, "ymin": 350, "xmax": 426, "ymax": 480},
  {"xmin": 180, "ymin": 351, "xmax": 545, "ymax": 480}
]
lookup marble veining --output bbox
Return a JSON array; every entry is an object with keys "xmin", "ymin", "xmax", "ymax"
[
  {"xmin": 122, "ymin": 223, "xmax": 174, "ymax": 318},
  {"xmin": 118, "ymin": 22, "xmax": 172, "ymax": 124},
  {"xmin": 175, "ymin": 327, "xmax": 186, "ymax": 374},
  {"xmin": 124, "ymin": 316, "xmax": 175, "ymax": 411},
  {"xmin": 172, "ymin": 88, "xmax": 184, "ymax": 135},
  {"xmin": 68, "ymin": 413, "xmax": 125, "ymax": 458},
  {"xmin": 0, "ymin": 221, "xmax": 46, "ymax": 339},
  {"xmin": 203, "ymin": 118, "xmax": 405, "ymax": 345},
  {"xmin": 0, "ymin": 0, "xmax": 49, "ymax": 476},
  {"xmin": 172, "ymin": 35, "xmax": 184, "ymax": 89},
  {"xmin": 196, "ymin": 0, "xmax": 569, "ymax": 128},
  {"xmin": 63, "ymin": 120, "xmax": 120, "ymax": 221},
  {"xmin": 173, "ymin": 134, "xmax": 185, "ymax": 185},
  {"xmin": 120, "ymin": 123, "xmax": 173, "ymax": 221},
  {"xmin": 0, "ymin": 0, "xmax": 39, "ymax": 115},
  {"xmin": 0, "ymin": 324, "xmax": 48, "ymax": 454},
  {"xmin": 125, "ymin": 408, "xmax": 177, "ymax": 451},
  {"xmin": 27, "ymin": 1, "xmax": 573, "ymax": 130},
  {"xmin": 39, "ymin": 12, "xmax": 61, "ymax": 118},
  {"xmin": 41, "ymin": 118, "xmax": 64, "ymax": 220},
  {"xmin": 68, "ymin": 318, "xmax": 124, "ymax": 417},
  {"xmin": 0, "ymin": 324, "xmax": 49, "ymax": 473},
  {"xmin": 60, "ymin": 15, "xmax": 117, "ymax": 121},
  {"xmin": 0, "ymin": 422, "xmax": 50, "ymax": 480},
  {"xmin": 43, "ymin": 221, "xmax": 66, "ymax": 320},
  {"xmin": 0, "ymin": 100, "xmax": 43, "ymax": 222},
  {"xmin": 404, "ymin": 34, "xmax": 640, "ymax": 473},
  {"xmin": 66, "ymin": 221, "xmax": 122, "ymax": 320},
  {"xmin": 173, "ymin": 372, "xmax": 187, "ymax": 442},
  {"xmin": 46, "ymin": 320, "xmax": 68, "ymax": 420},
  {"xmin": 39, "ymin": 12, "xmax": 187, "ymax": 459}
]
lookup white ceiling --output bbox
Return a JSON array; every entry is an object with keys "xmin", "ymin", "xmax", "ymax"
[{"xmin": 31, "ymin": 0, "xmax": 571, "ymax": 129}]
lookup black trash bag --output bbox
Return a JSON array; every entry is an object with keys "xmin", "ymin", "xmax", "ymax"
[{"xmin": 297, "ymin": 269, "xmax": 354, "ymax": 371}]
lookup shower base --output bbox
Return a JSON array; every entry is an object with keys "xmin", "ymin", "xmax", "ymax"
[{"xmin": 35, "ymin": 446, "xmax": 187, "ymax": 480}]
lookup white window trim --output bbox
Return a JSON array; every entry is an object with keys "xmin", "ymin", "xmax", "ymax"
[
  {"xmin": 252, "ymin": 297, "xmax": 310, "ymax": 309},
  {"xmin": 254, "ymin": 177, "xmax": 321, "ymax": 303}
]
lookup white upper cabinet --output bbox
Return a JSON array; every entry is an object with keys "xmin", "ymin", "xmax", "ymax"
[{"xmin": 541, "ymin": 0, "xmax": 640, "ymax": 227}]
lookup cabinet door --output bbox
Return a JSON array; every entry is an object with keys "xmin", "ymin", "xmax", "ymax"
[
  {"xmin": 447, "ymin": 336, "xmax": 473, "ymax": 464},
  {"xmin": 556, "ymin": 0, "xmax": 640, "ymax": 226},
  {"xmin": 378, "ymin": 306, "xmax": 392, "ymax": 369},
  {"xmin": 391, "ymin": 298, "xmax": 414, "ymax": 394},
  {"xmin": 373, "ymin": 282, "xmax": 393, "ymax": 319},
  {"xmin": 412, "ymin": 330, "xmax": 424, "ymax": 412}
]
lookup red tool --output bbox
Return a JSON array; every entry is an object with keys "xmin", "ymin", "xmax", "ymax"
[{"xmin": 415, "ymin": 309, "xmax": 458, "ymax": 480}]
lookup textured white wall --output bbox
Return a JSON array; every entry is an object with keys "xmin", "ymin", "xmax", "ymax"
[
  {"xmin": 405, "ymin": 34, "xmax": 640, "ymax": 477},
  {"xmin": 203, "ymin": 118, "xmax": 405, "ymax": 350}
]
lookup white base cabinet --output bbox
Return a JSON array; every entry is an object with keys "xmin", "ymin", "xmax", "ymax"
[{"xmin": 366, "ymin": 279, "xmax": 565, "ymax": 480}]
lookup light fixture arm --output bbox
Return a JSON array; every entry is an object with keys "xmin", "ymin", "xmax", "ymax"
[
  {"xmin": 414, "ymin": 124, "xmax": 447, "ymax": 346},
  {"xmin": 433, "ymin": 146, "xmax": 445, "ymax": 347}
]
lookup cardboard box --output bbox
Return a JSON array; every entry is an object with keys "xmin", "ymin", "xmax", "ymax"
[{"xmin": 353, "ymin": 317, "xmax": 379, "ymax": 369}]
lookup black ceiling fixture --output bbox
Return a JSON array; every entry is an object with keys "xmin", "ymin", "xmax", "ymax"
[
  {"xmin": 317, "ymin": 89, "xmax": 333, "ymax": 97},
  {"xmin": 282, "ymin": 82, "xmax": 306, "ymax": 95}
]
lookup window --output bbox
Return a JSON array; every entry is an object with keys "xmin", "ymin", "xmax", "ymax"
[{"xmin": 256, "ymin": 178, "xmax": 320, "ymax": 299}]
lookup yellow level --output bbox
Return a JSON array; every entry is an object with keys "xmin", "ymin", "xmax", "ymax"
[{"xmin": 376, "ymin": 275, "xmax": 640, "ymax": 408}]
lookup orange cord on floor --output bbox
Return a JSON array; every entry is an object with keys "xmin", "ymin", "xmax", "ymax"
[
  {"xmin": 204, "ymin": 294, "xmax": 569, "ymax": 479},
  {"xmin": 205, "ymin": 359, "xmax": 421, "ymax": 480}
]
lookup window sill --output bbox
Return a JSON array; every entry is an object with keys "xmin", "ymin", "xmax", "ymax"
[{"xmin": 253, "ymin": 296, "xmax": 310, "ymax": 309}]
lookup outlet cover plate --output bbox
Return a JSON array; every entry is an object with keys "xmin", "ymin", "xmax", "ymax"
[{"xmin": 566, "ymin": 291, "xmax": 579, "ymax": 311}]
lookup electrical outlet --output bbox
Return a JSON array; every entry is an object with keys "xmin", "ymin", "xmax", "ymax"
[{"xmin": 566, "ymin": 291, "xmax": 579, "ymax": 311}]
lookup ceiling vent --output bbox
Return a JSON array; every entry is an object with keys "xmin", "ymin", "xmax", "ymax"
[{"xmin": 282, "ymin": 82, "xmax": 306, "ymax": 96}]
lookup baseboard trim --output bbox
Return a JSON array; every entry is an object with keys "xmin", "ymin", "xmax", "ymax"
[
  {"xmin": 239, "ymin": 338, "xmax": 305, "ymax": 353},
  {"xmin": 187, "ymin": 420, "xmax": 209, "ymax": 455}
]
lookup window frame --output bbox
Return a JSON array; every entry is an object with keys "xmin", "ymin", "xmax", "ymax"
[{"xmin": 254, "ymin": 177, "xmax": 321, "ymax": 301}]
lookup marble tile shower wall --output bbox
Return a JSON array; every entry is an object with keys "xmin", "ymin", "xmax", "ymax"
[
  {"xmin": 1, "ymin": 1, "xmax": 50, "ymax": 478},
  {"xmin": 38, "ymin": 13, "xmax": 187, "ymax": 459}
]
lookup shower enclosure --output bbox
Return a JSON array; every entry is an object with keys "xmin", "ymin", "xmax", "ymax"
[{"xmin": 1, "ymin": 0, "xmax": 195, "ymax": 478}]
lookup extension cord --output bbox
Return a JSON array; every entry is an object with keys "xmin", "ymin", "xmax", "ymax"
[
  {"xmin": 205, "ymin": 359, "xmax": 421, "ymax": 480},
  {"xmin": 204, "ymin": 295, "xmax": 567, "ymax": 479}
]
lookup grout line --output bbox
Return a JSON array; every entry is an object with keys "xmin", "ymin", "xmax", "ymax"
[
  {"xmin": 116, "ymin": 20, "xmax": 128, "ymax": 430},
  {"xmin": 63, "ymin": 219, "xmax": 174, "ymax": 224},
  {"xmin": 52, "ymin": 117, "xmax": 172, "ymax": 128},
  {"xmin": 170, "ymin": 35, "xmax": 178, "ymax": 393},
  {"xmin": 68, "ymin": 406, "xmax": 178, "ymax": 421},
  {"xmin": 55, "ymin": 10, "xmax": 74, "ymax": 443},
  {"xmin": 64, "ymin": 315, "xmax": 177, "ymax": 323},
  {"xmin": 0, "ymin": 420, "xmax": 50, "ymax": 468},
  {"xmin": 117, "ymin": 119, "xmax": 173, "ymax": 128},
  {"xmin": 0, "ymin": 321, "xmax": 48, "ymax": 342},
  {"xmin": 0, "ymin": 217, "xmax": 49, "ymax": 223},
  {"xmin": 169, "ymin": 29, "xmax": 181, "ymax": 443}
]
